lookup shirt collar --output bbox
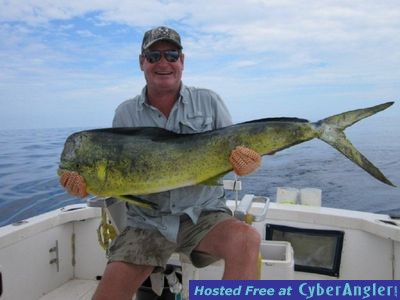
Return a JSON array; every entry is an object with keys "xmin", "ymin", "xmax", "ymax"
[
  {"xmin": 178, "ymin": 83, "xmax": 188, "ymax": 104},
  {"xmin": 137, "ymin": 82, "xmax": 188, "ymax": 110}
]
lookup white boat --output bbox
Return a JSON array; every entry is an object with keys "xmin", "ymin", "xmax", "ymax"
[{"xmin": 0, "ymin": 183, "xmax": 399, "ymax": 300}]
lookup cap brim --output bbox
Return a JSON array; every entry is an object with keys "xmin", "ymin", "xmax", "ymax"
[{"xmin": 143, "ymin": 38, "xmax": 183, "ymax": 51}]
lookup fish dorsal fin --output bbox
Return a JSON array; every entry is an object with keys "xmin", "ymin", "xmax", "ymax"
[
  {"xmin": 87, "ymin": 127, "xmax": 186, "ymax": 141},
  {"xmin": 238, "ymin": 117, "xmax": 309, "ymax": 124},
  {"xmin": 89, "ymin": 127, "xmax": 172, "ymax": 136}
]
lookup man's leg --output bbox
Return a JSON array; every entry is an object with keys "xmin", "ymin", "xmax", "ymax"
[
  {"xmin": 92, "ymin": 261, "xmax": 154, "ymax": 300},
  {"xmin": 92, "ymin": 226, "xmax": 175, "ymax": 300},
  {"xmin": 194, "ymin": 218, "xmax": 261, "ymax": 279}
]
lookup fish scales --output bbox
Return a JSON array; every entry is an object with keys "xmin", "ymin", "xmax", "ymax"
[{"xmin": 58, "ymin": 102, "xmax": 395, "ymax": 205}]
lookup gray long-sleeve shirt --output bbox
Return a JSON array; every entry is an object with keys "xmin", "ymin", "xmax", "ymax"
[{"xmin": 112, "ymin": 84, "xmax": 233, "ymax": 241}]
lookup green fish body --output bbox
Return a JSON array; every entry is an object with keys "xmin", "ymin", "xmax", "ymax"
[{"xmin": 58, "ymin": 102, "xmax": 395, "ymax": 204}]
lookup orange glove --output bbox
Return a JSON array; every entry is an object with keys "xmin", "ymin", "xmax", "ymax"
[
  {"xmin": 229, "ymin": 146, "xmax": 261, "ymax": 176},
  {"xmin": 59, "ymin": 171, "xmax": 88, "ymax": 198}
]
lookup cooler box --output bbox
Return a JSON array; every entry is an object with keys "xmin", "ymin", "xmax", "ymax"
[{"xmin": 260, "ymin": 240, "xmax": 294, "ymax": 279}]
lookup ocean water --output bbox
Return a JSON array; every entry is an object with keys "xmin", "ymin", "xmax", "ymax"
[{"xmin": 0, "ymin": 121, "xmax": 399, "ymax": 227}]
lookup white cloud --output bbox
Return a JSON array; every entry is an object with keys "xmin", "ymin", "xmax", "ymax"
[
  {"xmin": 76, "ymin": 29, "xmax": 96, "ymax": 37},
  {"xmin": 0, "ymin": 0, "xmax": 399, "ymax": 129}
]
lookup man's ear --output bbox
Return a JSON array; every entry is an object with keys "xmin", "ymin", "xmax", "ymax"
[
  {"xmin": 180, "ymin": 53, "xmax": 185, "ymax": 70},
  {"xmin": 139, "ymin": 54, "xmax": 145, "ymax": 71}
]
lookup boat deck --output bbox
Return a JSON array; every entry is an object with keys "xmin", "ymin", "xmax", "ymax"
[
  {"xmin": 38, "ymin": 279, "xmax": 142, "ymax": 300},
  {"xmin": 39, "ymin": 280, "xmax": 99, "ymax": 300},
  {"xmin": 1, "ymin": 201, "xmax": 399, "ymax": 300}
]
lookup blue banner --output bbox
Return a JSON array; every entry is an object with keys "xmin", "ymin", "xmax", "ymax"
[{"xmin": 189, "ymin": 280, "xmax": 399, "ymax": 300}]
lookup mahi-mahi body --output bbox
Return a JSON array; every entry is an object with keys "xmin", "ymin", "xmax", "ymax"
[{"xmin": 58, "ymin": 102, "xmax": 395, "ymax": 206}]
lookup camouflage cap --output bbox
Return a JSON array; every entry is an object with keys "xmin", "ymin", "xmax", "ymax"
[{"xmin": 141, "ymin": 26, "xmax": 183, "ymax": 52}]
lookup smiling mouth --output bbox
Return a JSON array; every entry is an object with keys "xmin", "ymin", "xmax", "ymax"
[{"xmin": 155, "ymin": 71, "xmax": 173, "ymax": 75}]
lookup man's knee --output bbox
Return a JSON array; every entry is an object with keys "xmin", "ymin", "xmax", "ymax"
[
  {"xmin": 240, "ymin": 223, "xmax": 261, "ymax": 250},
  {"xmin": 226, "ymin": 221, "xmax": 261, "ymax": 253},
  {"xmin": 221, "ymin": 223, "xmax": 261, "ymax": 279},
  {"xmin": 197, "ymin": 219, "xmax": 261, "ymax": 260}
]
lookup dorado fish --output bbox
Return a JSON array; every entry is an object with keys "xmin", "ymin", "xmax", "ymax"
[{"xmin": 58, "ymin": 102, "xmax": 395, "ymax": 206}]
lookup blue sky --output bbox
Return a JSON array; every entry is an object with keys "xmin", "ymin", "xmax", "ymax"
[{"xmin": 0, "ymin": 0, "xmax": 399, "ymax": 130}]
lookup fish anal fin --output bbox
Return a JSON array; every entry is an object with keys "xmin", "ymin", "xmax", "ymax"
[
  {"xmin": 199, "ymin": 172, "xmax": 229, "ymax": 186},
  {"xmin": 116, "ymin": 195, "xmax": 159, "ymax": 209}
]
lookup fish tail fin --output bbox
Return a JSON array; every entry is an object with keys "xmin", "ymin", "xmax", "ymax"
[
  {"xmin": 315, "ymin": 102, "xmax": 395, "ymax": 187},
  {"xmin": 318, "ymin": 101, "xmax": 394, "ymax": 130}
]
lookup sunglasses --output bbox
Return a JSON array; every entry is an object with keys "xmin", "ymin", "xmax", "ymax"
[{"xmin": 143, "ymin": 50, "xmax": 181, "ymax": 63}]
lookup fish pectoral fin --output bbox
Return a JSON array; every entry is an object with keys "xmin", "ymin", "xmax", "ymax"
[{"xmin": 116, "ymin": 195, "xmax": 159, "ymax": 210}]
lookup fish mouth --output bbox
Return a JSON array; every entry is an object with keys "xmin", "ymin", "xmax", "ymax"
[{"xmin": 57, "ymin": 168, "xmax": 70, "ymax": 177}]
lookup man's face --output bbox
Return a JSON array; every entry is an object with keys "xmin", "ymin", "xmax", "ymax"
[{"xmin": 140, "ymin": 41, "xmax": 184, "ymax": 92}]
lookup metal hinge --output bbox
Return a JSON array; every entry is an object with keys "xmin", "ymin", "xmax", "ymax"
[{"xmin": 49, "ymin": 240, "xmax": 59, "ymax": 272}]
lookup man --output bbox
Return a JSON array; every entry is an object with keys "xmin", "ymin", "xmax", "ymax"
[{"xmin": 61, "ymin": 26, "xmax": 262, "ymax": 300}]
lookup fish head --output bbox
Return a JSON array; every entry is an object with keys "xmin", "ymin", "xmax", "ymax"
[{"xmin": 57, "ymin": 131, "xmax": 89, "ymax": 176}]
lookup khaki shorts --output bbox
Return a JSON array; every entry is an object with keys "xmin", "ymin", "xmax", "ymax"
[{"xmin": 107, "ymin": 211, "xmax": 233, "ymax": 272}]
